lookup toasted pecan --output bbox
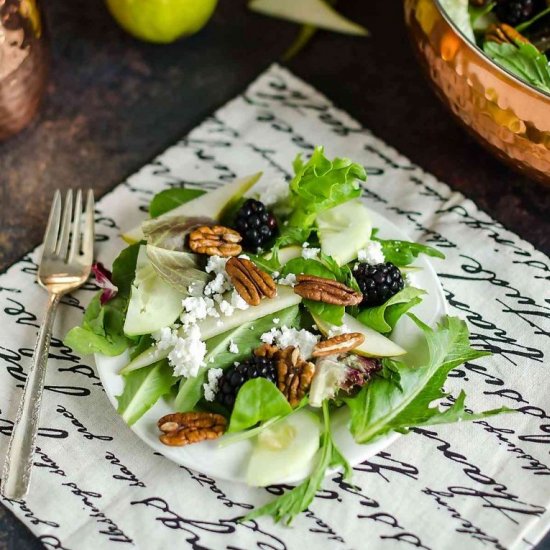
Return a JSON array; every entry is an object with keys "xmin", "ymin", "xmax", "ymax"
[
  {"xmin": 293, "ymin": 274, "xmax": 363, "ymax": 306},
  {"xmin": 312, "ymin": 332, "xmax": 365, "ymax": 358},
  {"xmin": 158, "ymin": 412, "xmax": 227, "ymax": 447},
  {"xmin": 188, "ymin": 225, "xmax": 242, "ymax": 256},
  {"xmin": 226, "ymin": 257, "xmax": 276, "ymax": 306}
]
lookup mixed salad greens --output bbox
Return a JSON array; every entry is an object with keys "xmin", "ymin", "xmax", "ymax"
[
  {"xmin": 441, "ymin": 0, "xmax": 550, "ymax": 93},
  {"xmin": 66, "ymin": 146, "xmax": 510, "ymax": 523}
]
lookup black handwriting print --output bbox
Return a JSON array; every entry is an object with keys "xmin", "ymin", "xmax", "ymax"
[{"xmin": 105, "ymin": 451, "xmax": 146, "ymax": 488}]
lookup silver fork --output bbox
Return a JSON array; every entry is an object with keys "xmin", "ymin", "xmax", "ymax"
[{"xmin": 1, "ymin": 190, "xmax": 94, "ymax": 500}]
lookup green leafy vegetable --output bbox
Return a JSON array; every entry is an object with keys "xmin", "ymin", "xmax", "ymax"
[
  {"xmin": 146, "ymin": 244, "xmax": 208, "ymax": 294},
  {"xmin": 149, "ymin": 188, "xmax": 206, "ymax": 218},
  {"xmin": 516, "ymin": 6, "xmax": 550, "ymax": 33},
  {"xmin": 372, "ymin": 233, "xmax": 445, "ymax": 267},
  {"xmin": 356, "ymin": 287, "xmax": 426, "ymax": 334},
  {"xmin": 64, "ymin": 244, "xmax": 140, "ymax": 356},
  {"xmin": 483, "ymin": 40, "xmax": 550, "ymax": 94},
  {"xmin": 286, "ymin": 146, "xmax": 365, "ymax": 230},
  {"xmin": 117, "ymin": 360, "xmax": 178, "ymax": 425},
  {"xmin": 228, "ymin": 378, "xmax": 292, "ymax": 433},
  {"xmin": 377, "ymin": 358, "xmax": 403, "ymax": 391},
  {"xmin": 243, "ymin": 401, "xmax": 351, "ymax": 525},
  {"xmin": 468, "ymin": 0, "xmax": 495, "ymax": 27},
  {"xmin": 175, "ymin": 306, "xmax": 300, "ymax": 411},
  {"xmin": 281, "ymin": 257, "xmax": 344, "ymax": 325},
  {"xmin": 345, "ymin": 315, "xmax": 512, "ymax": 444}
]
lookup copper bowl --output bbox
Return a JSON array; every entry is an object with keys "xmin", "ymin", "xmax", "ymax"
[{"xmin": 404, "ymin": 0, "xmax": 550, "ymax": 185}]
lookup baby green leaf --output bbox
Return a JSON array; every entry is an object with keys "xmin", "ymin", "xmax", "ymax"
[
  {"xmin": 356, "ymin": 287, "xmax": 426, "ymax": 334},
  {"xmin": 117, "ymin": 360, "xmax": 178, "ymax": 426},
  {"xmin": 345, "ymin": 315, "xmax": 511, "ymax": 444},
  {"xmin": 149, "ymin": 188, "xmax": 206, "ymax": 218},
  {"xmin": 372, "ymin": 234, "xmax": 445, "ymax": 267},
  {"xmin": 228, "ymin": 378, "xmax": 292, "ymax": 433}
]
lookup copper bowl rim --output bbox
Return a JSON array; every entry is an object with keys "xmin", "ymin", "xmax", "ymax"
[{"xmin": 433, "ymin": 0, "xmax": 550, "ymax": 101}]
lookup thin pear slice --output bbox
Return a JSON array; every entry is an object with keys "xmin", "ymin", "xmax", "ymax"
[
  {"xmin": 120, "ymin": 285, "xmax": 302, "ymax": 374},
  {"xmin": 122, "ymin": 172, "xmax": 262, "ymax": 244},
  {"xmin": 313, "ymin": 312, "xmax": 406, "ymax": 358}
]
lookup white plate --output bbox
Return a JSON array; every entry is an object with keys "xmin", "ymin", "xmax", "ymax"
[{"xmin": 95, "ymin": 208, "xmax": 447, "ymax": 485}]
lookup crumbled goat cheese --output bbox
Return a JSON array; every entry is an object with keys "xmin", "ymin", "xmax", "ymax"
[
  {"xmin": 273, "ymin": 318, "xmax": 280, "ymax": 325},
  {"xmin": 203, "ymin": 368, "xmax": 223, "ymax": 402},
  {"xmin": 228, "ymin": 340, "xmax": 239, "ymax": 354},
  {"xmin": 219, "ymin": 299, "xmax": 234, "ymax": 317},
  {"xmin": 204, "ymin": 272, "xmax": 230, "ymax": 296},
  {"xmin": 328, "ymin": 324, "xmax": 350, "ymax": 338},
  {"xmin": 168, "ymin": 325, "xmax": 206, "ymax": 378},
  {"xmin": 205, "ymin": 255, "xmax": 229, "ymax": 274},
  {"xmin": 261, "ymin": 326, "xmax": 320, "ymax": 359},
  {"xmin": 230, "ymin": 290, "xmax": 250, "ymax": 310},
  {"xmin": 357, "ymin": 241, "xmax": 385, "ymax": 265},
  {"xmin": 238, "ymin": 254, "xmax": 250, "ymax": 260},
  {"xmin": 272, "ymin": 271, "xmax": 280, "ymax": 279},
  {"xmin": 252, "ymin": 178, "xmax": 290, "ymax": 207},
  {"xmin": 278, "ymin": 273, "xmax": 297, "ymax": 287},
  {"xmin": 152, "ymin": 326, "xmax": 178, "ymax": 351},
  {"xmin": 302, "ymin": 247, "xmax": 320, "ymax": 260},
  {"xmin": 180, "ymin": 296, "xmax": 218, "ymax": 326}
]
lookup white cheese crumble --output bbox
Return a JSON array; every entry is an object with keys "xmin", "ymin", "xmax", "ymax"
[
  {"xmin": 357, "ymin": 241, "xmax": 385, "ymax": 265},
  {"xmin": 180, "ymin": 296, "xmax": 218, "ymax": 326},
  {"xmin": 203, "ymin": 368, "xmax": 223, "ymax": 402},
  {"xmin": 272, "ymin": 271, "xmax": 280, "ymax": 279},
  {"xmin": 261, "ymin": 325, "xmax": 320, "ymax": 359},
  {"xmin": 278, "ymin": 273, "xmax": 297, "ymax": 287},
  {"xmin": 228, "ymin": 339, "xmax": 239, "ymax": 354},
  {"xmin": 152, "ymin": 326, "xmax": 178, "ymax": 350},
  {"xmin": 273, "ymin": 318, "xmax": 280, "ymax": 325},
  {"xmin": 252, "ymin": 177, "xmax": 290, "ymax": 207},
  {"xmin": 168, "ymin": 324, "xmax": 206, "ymax": 378},
  {"xmin": 301, "ymin": 243, "xmax": 320, "ymax": 260}
]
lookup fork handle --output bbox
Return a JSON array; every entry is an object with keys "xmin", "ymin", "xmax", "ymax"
[{"xmin": 1, "ymin": 293, "xmax": 61, "ymax": 500}]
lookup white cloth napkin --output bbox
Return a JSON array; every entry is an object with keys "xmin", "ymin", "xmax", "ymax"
[{"xmin": 1, "ymin": 64, "xmax": 549, "ymax": 550}]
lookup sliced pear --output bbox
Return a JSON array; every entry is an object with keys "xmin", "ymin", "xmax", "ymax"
[
  {"xmin": 123, "ymin": 247, "xmax": 187, "ymax": 336},
  {"xmin": 246, "ymin": 410, "xmax": 321, "ymax": 487},
  {"xmin": 122, "ymin": 172, "xmax": 262, "ymax": 244},
  {"xmin": 317, "ymin": 200, "xmax": 372, "ymax": 266},
  {"xmin": 120, "ymin": 285, "xmax": 302, "ymax": 373},
  {"xmin": 262, "ymin": 245, "xmax": 302, "ymax": 266},
  {"xmin": 313, "ymin": 312, "xmax": 406, "ymax": 357}
]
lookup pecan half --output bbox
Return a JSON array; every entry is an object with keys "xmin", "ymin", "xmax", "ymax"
[
  {"xmin": 486, "ymin": 23, "xmax": 529, "ymax": 46},
  {"xmin": 272, "ymin": 346, "xmax": 315, "ymax": 407},
  {"xmin": 188, "ymin": 225, "xmax": 242, "ymax": 256},
  {"xmin": 158, "ymin": 412, "xmax": 227, "ymax": 447},
  {"xmin": 226, "ymin": 257, "xmax": 276, "ymax": 306},
  {"xmin": 293, "ymin": 274, "xmax": 363, "ymax": 306},
  {"xmin": 312, "ymin": 332, "xmax": 365, "ymax": 358}
]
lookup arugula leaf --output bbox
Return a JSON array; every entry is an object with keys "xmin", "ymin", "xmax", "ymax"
[
  {"xmin": 64, "ymin": 244, "xmax": 140, "ymax": 356},
  {"xmin": 228, "ymin": 378, "xmax": 292, "ymax": 433},
  {"xmin": 243, "ymin": 401, "xmax": 350, "ymax": 525},
  {"xmin": 175, "ymin": 306, "xmax": 300, "ymax": 411},
  {"xmin": 287, "ymin": 146, "xmax": 365, "ymax": 229},
  {"xmin": 345, "ymin": 315, "xmax": 512, "ymax": 444},
  {"xmin": 149, "ymin": 188, "xmax": 206, "ymax": 218},
  {"xmin": 276, "ymin": 226, "xmax": 315, "ymax": 249},
  {"xmin": 483, "ymin": 40, "xmax": 550, "ymax": 93},
  {"xmin": 356, "ymin": 287, "xmax": 426, "ymax": 334},
  {"xmin": 281, "ymin": 257, "xmax": 344, "ymax": 325},
  {"xmin": 117, "ymin": 359, "xmax": 178, "ymax": 425},
  {"xmin": 372, "ymin": 233, "xmax": 445, "ymax": 267}
]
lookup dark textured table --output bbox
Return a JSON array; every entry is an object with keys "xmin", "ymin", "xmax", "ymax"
[{"xmin": 0, "ymin": 1, "xmax": 549, "ymax": 548}]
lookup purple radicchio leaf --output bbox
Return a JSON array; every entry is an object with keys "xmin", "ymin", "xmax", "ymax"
[{"xmin": 92, "ymin": 262, "xmax": 118, "ymax": 305}]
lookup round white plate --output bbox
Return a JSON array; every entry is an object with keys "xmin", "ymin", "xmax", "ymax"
[{"xmin": 95, "ymin": 208, "xmax": 447, "ymax": 485}]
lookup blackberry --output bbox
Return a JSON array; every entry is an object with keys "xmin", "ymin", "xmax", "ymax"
[
  {"xmin": 353, "ymin": 262, "xmax": 404, "ymax": 307},
  {"xmin": 234, "ymin": 199, "xmax": 278, "ymax": 250},
  {"xmin": 495, "ymin": 0, "xmax": 544, "ymax": 26},
  {"xmin": 216, "ymin": 355, "xmax": 277, "ymax": 409}
]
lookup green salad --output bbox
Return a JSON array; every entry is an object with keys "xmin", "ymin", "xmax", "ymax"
[
  {"xmin": 66, "ymin": 146, "xmax": 510, "ymax": 523},
  {"xmin": 441, "ymin": 0, "xmax": 550, "ymax": 93}
]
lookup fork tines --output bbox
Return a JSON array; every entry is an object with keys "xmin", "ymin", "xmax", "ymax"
[{"xmin": 42, "ymin": 189, "xmax": 94, "ymax": 264}]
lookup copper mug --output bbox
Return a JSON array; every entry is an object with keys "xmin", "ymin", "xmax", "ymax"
[{"xmin": 0, "ymin": 0, "xmax": 48, "ymax": 140}]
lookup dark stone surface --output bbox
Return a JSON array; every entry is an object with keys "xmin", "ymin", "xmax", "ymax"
[{"xmin": 0, "ymin": 1, "xmax": 548, "ymax": 548}]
